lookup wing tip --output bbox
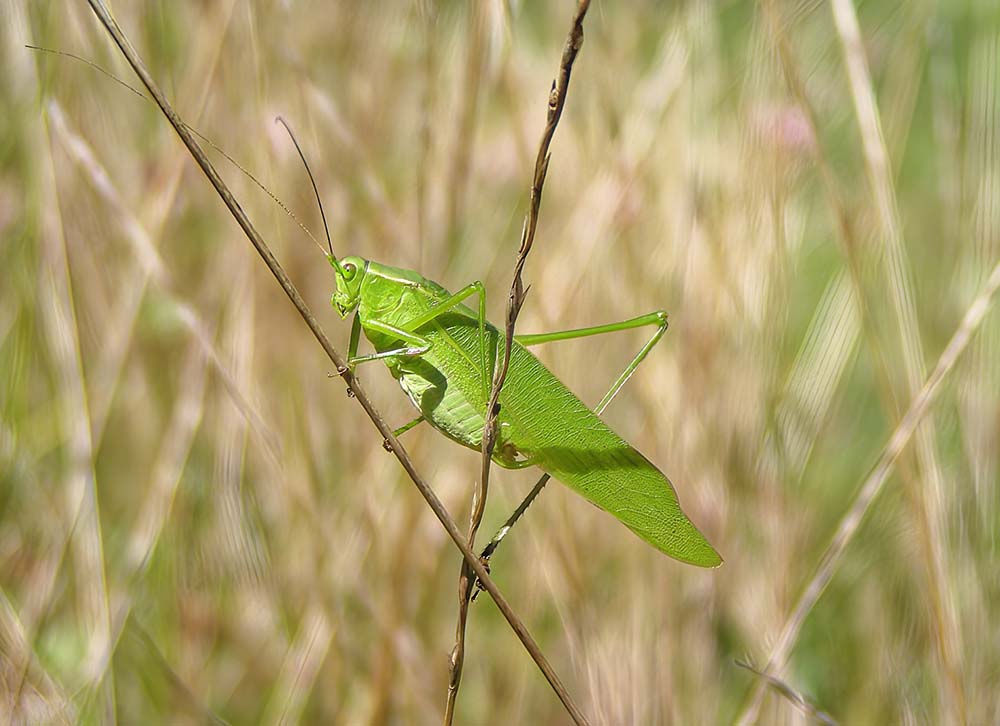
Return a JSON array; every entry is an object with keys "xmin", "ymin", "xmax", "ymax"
[{"xmin": 682, "ymin": 545, "xmax": 724, "ymax": 569}]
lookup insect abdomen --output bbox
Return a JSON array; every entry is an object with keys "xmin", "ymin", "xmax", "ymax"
[{"xmin": 395, "ymin": 350, "xmax": 487, "ymax": 450}]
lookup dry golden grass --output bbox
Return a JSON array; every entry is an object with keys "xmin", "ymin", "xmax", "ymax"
[{"xmin": 3, "ymin": 1, "xmax": 1000, "ymax": 724}]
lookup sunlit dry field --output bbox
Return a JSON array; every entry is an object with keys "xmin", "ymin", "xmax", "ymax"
[{"xmin": 3, "ymin": 1, "xmax": 999, "ymax": 724}]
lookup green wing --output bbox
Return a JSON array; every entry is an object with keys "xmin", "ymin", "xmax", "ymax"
[
  {"xmin": 391, "ymin": 311, "xmax": 722, "ymax": 568},
  {"xmin": 501, "ymin": 341, "xmax": 721, "ymax": 568}
]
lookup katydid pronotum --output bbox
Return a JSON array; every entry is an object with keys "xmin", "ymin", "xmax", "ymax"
[{"xmin": 329, "ymin": 245, "xmax": 721, "ymax": 567}]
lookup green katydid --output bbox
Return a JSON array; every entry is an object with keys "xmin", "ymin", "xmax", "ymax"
[
  {"xmin": 327, "ymin": 250, "xmax": 721, "ymax": 568},
  {"xmin": 329, "ymin": 254, "xmax": 720, "ymax": 567}
]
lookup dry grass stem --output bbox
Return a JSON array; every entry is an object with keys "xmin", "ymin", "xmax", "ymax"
[{"xmin": 445, "ymin": 3, "xmax": 591, "ymax": 724}]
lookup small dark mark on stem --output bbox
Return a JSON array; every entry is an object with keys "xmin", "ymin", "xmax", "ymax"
[{"xmin": 471, "ymin": 471, "xmax": 550, "ymax": 602}]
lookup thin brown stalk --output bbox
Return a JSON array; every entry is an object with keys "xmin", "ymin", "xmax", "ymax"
[
  {"xmin": 735, "ymin": 256, "xmax": 1000, "ymax": 726},
  {"xmin": 444, "ymin": 2, "xmax": 591, "ymax": 724},
  {"xmin": 83, "ymin": 1, "xmax": 588, "ymax": 722}
]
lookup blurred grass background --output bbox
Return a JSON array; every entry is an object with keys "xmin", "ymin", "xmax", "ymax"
[{"xmin": 2, "ymin": 0, "xmax": 999, "ymax": 723}]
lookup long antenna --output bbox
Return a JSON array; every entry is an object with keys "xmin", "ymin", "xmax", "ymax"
[{"xmin": 274, "ymin": 116, "xmax": 343, "ymax": 275}]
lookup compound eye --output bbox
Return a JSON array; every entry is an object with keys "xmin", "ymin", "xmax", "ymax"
[{"xmin": 342, "ymin": 262, "xmax": 357, "ymax": 280}]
